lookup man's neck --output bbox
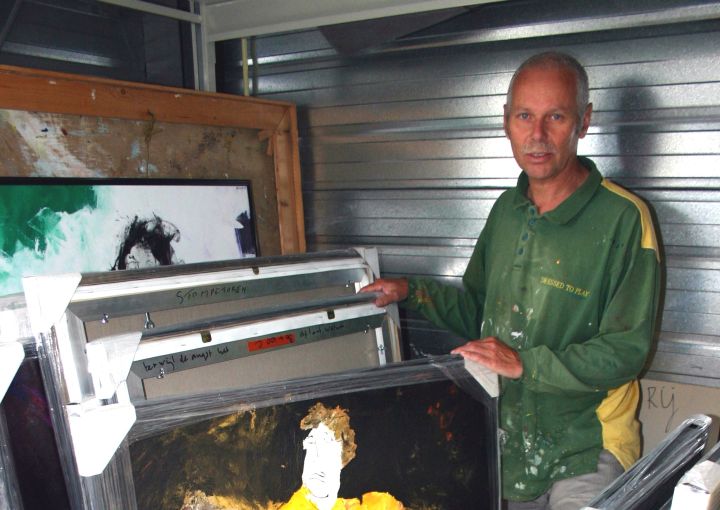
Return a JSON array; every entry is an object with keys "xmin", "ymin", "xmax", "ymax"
[{"xmin": 527, "ymin": 160, "xmax": 589, "ymax": 214}]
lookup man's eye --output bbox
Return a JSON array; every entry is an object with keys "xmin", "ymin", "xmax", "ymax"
[
  {"xmin": 550, "ymin": 113, "xmax": 563, "ymax": 120},
  {"xmin": 517, "ymin": 112, "xmax": 529, "ymax": 120}
]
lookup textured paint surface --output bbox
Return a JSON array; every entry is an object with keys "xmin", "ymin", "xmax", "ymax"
[
  {"xmin": 0, "ymin": 185, "xmax": 97, "ymax": 294},
  {"xmin": 0, "ymin": 184, "xmax": 254, "ymax": 296},
  {"xmin": 130, "ymin": 380, "xmax": 495, "ymax": 510},
  {"xmin": 0, "ymin": 185, "xmax": 96, "ymax": 255}
]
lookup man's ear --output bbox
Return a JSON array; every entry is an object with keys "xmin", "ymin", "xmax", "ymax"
[
  {"xmin": 503, "ymin": 104, "xmax": 510, "ymax": 138},
  {"xmin": 578, "ymin": 103, "xmax": 593, "ymax": 138}
]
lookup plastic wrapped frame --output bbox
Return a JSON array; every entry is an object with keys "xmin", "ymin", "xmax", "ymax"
[
  {"xmin": 584, "ymin": 414, "xmax": 712, "ymax": 510},
  {"xmin": 21, "ymin": 249, "xmax": 405, "ymax": 508}
]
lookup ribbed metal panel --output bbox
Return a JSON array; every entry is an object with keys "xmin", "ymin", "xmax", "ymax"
[
  {"xmin": 0, "ymin": 0, "xmax": 193, "ymax": 86},
  {"xmin": 218, "ymin": 3, "xmax": 720, "ymax": 385}
]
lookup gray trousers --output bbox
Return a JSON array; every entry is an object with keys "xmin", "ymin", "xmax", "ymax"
[{"xmin": 505, "ymin": 450, "xmax": 624, "ymax": 510}]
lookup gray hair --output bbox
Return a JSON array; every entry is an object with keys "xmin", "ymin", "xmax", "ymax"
[{"xmin": 506, "ymin": 51, "xmax": 590, "ymax": 124}]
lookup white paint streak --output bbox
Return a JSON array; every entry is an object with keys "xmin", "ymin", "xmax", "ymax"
[
  {"xmin": 91, "ymin": 89, "xmax": 97, "ymax": 101},
  {"xmin": 129, "ymin": 140, "xmax": 141, "ymax": 159},
  {"xmin": 0, "ymin": 184, "xmax": 253, "ymax": 295},
  {"xmin": 6, "ymin": 110, "xmax": 102, "ymax": 177}
]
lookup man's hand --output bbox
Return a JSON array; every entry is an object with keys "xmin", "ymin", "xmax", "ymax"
[
  {"xmin": 359, "ymin": 278, "xmax": 409, "ymax": 307},
  {"xmin": 452, "ymin": 337, "xmax": 523, "ymax": 379}
]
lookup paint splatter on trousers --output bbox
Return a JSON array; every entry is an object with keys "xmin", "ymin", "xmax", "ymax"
[{"xmin": 505, "ymin": 450, "xmax": 624, "ymax": 510}]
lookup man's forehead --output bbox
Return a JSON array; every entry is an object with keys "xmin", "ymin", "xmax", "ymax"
[
  {"xmin": 508, "ymin": 67, "xmax": 578, "ymax": 109},
  {"xmin": 516, "ymin": 62, "xmax": 576, "ymax": 81}
]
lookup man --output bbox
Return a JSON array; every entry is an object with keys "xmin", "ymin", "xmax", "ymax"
[{"xmin": 361, "ymin": 52, "xmax": 661, "ymax": 509}]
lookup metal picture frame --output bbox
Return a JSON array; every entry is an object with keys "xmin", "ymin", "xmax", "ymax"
[{"xmin": 18, "ymin": 249, "xmax": 411, "ymax": 509}]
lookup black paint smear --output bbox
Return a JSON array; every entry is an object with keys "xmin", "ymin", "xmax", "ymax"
[
  {"xmin": 235, "ymin": 211, "xmax": 256, "ymax": 256},
  {"xmin": 112, "ymin": 215, "xmax": 179, "ymax": 270}
]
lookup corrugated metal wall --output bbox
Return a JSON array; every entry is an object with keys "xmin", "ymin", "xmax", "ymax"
[
  {"xmin": 0, "ymin": 0, "xmax": 193, "ymax": 87},
  {"xmin": 216, "ymin": 2, "xmax": 720, "ymax": 387}
]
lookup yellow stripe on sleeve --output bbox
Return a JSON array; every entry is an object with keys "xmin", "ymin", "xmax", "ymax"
[{"xmin": 601, "ymin": 179, "xmax": 660, "ymax": 262}]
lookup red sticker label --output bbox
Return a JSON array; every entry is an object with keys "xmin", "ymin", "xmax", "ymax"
[{"xmin": 247, "ymin": 333, "xmax": 296, "ymax": 352}]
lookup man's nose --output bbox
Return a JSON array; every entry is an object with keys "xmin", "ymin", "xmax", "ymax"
[{"xmin": 530, "ymin": 117, "xmax": 547, "ymax": 141}]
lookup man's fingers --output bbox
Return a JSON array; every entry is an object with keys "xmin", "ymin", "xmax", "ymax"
[
  {"xmin": 358, "ymin": 278, "xmax": 408, "ymax": 307},
  {"xmin": 359, "ymin": 281, "xmax": 380, "ymax": 293},
  {"xmin": 451, "ymin": 338, "xmax": 523, "ymax": 379}
]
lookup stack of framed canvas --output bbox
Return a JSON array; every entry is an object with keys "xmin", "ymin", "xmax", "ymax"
[{"xmin": 2, "ymin": 248, "xmax": 501, "ymax": 509}]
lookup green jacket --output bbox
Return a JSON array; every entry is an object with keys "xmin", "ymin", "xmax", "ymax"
[{"xmin": 404, "ymin": 157, "xmax": 661, "ymax": 501}]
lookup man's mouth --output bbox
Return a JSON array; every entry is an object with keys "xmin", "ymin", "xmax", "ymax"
[
  {"xmin": 524, "ymin": 151, "xmax": 554, "ymax": 161},
  {"xmin": 522, "ymin": 142, "xmax": 555, "ymax": 157}
]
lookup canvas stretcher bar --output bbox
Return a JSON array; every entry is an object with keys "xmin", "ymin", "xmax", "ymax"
[{"xmin": 128, "ymin": 296, "xmax": 389, "ymax": 400}]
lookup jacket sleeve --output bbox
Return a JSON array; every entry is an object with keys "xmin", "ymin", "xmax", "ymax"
[
  {"xmin": 403, "ymin": 226, "xmax": 491, "ymax": 342},
  {"xmin": 518, "ymin": 214, "xmax": 661, "ymax": 395}
]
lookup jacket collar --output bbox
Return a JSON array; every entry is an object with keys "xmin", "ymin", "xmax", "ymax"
[{"xmin": 512, "ymin": 156, "xmax": 602, "ymax": 224}]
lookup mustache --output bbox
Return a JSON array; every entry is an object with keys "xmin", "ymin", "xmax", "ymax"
[{"xmin": 522, "ymin": 142, "xmax": 556, "ymax": 154}]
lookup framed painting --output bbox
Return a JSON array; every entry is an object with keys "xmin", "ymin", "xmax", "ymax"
[
  {"xmin": 0, "ymin": 178, "xmax": 257, "ymax": 296},
  {"xmin": 127, "ymin": 355, "xmax": 501, "ymax": 510}
]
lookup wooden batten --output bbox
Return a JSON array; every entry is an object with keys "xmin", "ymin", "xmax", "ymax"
[
  {"xmin": 0, "ymin": 65, "xmax": 288, "ymax": 129},
  {"xmin": 274, "ymin": 130, "xmax": 306, "ymax": 254}
]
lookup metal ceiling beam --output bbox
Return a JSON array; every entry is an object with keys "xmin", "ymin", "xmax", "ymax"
[
  {"xmin": 201, "ymin": 0, "xmax": 499, "ymax": 42},
  {"xmin": 96, "ymin": 0, "xmax": 201, "ymax": 24},
  {"xmin": 382, "ymin": 2, "xmax": 720, "ymax": 52}
]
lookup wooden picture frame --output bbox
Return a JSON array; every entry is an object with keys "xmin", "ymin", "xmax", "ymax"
[{"xmin": 0, "ymin": 64, "xmax": 305, "ymax": 256}]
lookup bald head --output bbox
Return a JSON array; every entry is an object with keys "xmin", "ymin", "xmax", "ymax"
[{"xmin": 506, "ymin": 52, "xmax": 590, "ymax": 125}]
